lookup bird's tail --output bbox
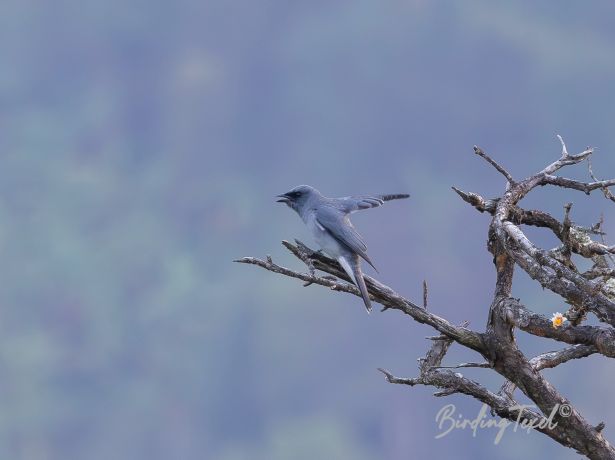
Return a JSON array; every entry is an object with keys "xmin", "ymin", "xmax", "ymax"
[
  {"xmin": 378, "ymin": 193, "xmax": 410, "ymax": 202},
  {"xmin": 338, "ymin": 255, "xmax": 372, "ymax": 313}
]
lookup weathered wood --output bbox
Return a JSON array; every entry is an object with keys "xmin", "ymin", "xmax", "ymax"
[{"xmin": 237, "ymin": 136, "xmax": 615, "ymax": 458}]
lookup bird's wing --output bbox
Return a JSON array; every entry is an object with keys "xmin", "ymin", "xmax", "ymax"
[
  {"xmin": 316, "ymin": 205, "xmax": 377, "ymax": 271},
  {"xmin": 338, "ymin": 193, "xmax": 410, "ymax": 213}
]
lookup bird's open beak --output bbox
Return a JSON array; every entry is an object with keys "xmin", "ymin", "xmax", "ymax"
[{"xmin": 276, "ymin": 193, "xmax": 290, "ymax": 203}]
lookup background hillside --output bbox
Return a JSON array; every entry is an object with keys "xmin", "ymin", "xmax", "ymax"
[{"xmin": 2, "ymin": 1, "xmax": 615, "ymax": 458}]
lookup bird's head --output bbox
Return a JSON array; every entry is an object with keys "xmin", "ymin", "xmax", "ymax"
[{"xmin": 276, "ymin": 185, "xmax": 318, "ymax": 213}]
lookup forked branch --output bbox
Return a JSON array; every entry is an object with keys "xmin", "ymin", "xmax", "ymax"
[{"xmin": 238, "ymin": 137, "xmax": 615, "ymax": 458}]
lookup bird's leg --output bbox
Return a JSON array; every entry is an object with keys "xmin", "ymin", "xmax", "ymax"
[{"xmin": 302, "ymin": 258, "xmax": 317, "ymax": 286}]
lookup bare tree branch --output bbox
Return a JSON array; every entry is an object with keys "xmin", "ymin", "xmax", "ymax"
[
  {"xmin": 541, "ymin": 175, "xmax": 615, "ymax": 194},
  {"xmin": 589, "ymin": 158, "xmax": 615, "ymax": 204},
  {"xmin": 238, "ymin": 136, "xmax": 615, "ymax": 458},
  {"xmin": 530, "ymin": 344, "xmax": 597, "ymax": 371},
  {"xmin": 473, "ymin": 145, "xmax": 515, "ymax": 184},
  {"xmin": 237, "ymin": 241, "xmax": 484, "ymax": 352}
]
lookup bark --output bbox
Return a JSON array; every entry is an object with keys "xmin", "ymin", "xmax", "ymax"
[{"xmin": 237, "ymin": 136, "xmax": 615, "ymax": 458}]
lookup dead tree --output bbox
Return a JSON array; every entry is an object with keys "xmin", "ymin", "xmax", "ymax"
[{"xmin": 236, "ymin": 137, "xmax": 615, "ymax": 458}]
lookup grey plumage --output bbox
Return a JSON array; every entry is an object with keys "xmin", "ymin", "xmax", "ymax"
[{"xmin": 276, "ymin": 185, "xmax": 409, "ymax": 312}]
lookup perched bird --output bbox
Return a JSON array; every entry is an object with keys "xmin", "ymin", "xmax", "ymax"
[{"xmin": 276, "ymin": 185, "xmax": 409, "ymax": 312}]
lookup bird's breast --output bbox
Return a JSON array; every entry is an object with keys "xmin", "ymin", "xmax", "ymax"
[{"xmin": 306, "ymin": 214, "xmax": 343, "ymax": 258}]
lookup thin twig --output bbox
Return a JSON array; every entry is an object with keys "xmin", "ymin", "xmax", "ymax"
[
  {"xmin": 473, "ymin": 145, "xmax": 515, "ymax": 183},
  {"xmin": 588, "ymin": 157, "xmax": 615, "ymax": 203},
  {"xmin": 433, "ymin": 362, "xmax": 491, "ymax": 369},
  {"xmin": 557, "ymin": 134, "xmax": 569, "ymax": 158}
]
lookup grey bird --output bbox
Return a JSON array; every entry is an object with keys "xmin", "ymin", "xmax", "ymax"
[{"xmin": 276, "ymin": 185, "xmax": 409, "ymax": 312}]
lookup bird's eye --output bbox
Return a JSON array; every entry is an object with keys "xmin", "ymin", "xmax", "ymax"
[{"xmin": 290, "ymin": 191, "xmax": 301, "ymax": 198}]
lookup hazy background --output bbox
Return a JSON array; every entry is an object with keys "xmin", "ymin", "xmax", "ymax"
[{"xmin": 2, "ymin": 1, "xmax": 615, "ymax": 459}]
